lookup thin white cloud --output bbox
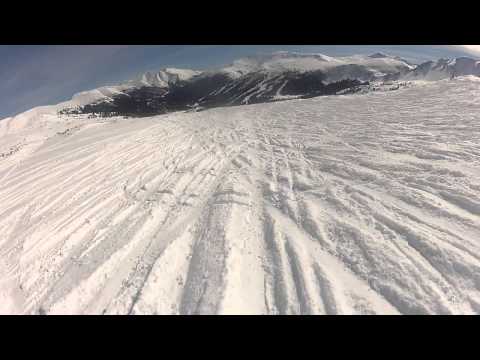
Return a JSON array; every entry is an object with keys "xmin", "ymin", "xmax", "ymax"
[{"xmin": 454, "ymin": 45, "xmax": 480, "ymax": 56}]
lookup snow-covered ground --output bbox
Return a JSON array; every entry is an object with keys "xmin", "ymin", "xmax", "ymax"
[{"xmin": 1, "ymin": 78, "xmax": 480, "ymax": 314}]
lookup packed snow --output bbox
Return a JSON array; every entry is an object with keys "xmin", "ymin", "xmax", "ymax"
[{"xmin": 1, "ymin": 78, "xmax": 480, "ymax": 314}]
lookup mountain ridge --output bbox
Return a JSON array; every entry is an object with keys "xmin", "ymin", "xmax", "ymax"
[
  {"xmin": 2, "ymin": 52, "xmax": 480, "ymax": 134},
  {"xmin": 55, "ymin": 52, "xmax": 415, "ymax": 118}
]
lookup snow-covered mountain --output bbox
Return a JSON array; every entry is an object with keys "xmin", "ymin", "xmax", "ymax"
[
  {"xmin": 47, "ymin": 52, "xmax": 418, "ymax": 118},
  {"xmin": 132, "ymin": 68, "xmax": 202, "ymax": 87},
  {"xmin": 1, "ymin": 76, "xmax": 480, "ymax": 315},
  {"xmin": 1, "ymin": 52, "xmax": 479, "ymax": 135},
  {"xmin": 219, "ymin": 51, "xmax": 414, "ymax": 79},
  {"xmin": 402, "ymin": 57, "xmax": 480, "ymax": 80},
  {"xmin": 71, "ymin": 52, "xmax": 480, "ymax": 116}
]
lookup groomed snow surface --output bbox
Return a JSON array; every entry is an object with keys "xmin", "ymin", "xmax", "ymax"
[{"xmin": 1, "ymin": 78, "xmax": 480, "ymax": 314}]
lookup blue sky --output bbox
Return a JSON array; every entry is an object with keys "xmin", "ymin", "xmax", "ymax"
[{"xmin": 1, "ymin": 45, "xmax": 479, "ymax": 120}]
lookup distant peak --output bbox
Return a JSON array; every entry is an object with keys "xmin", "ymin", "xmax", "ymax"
[
  {"xmin": 132, "ymin": 67, "xmax": 201, "ymax": 87},
  {"xmin": 368, "ymin": 52, "xmax": 390, "ymax": 58}
]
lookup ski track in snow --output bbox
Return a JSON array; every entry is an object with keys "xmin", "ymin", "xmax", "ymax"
[{"xmin": 1, "ymin": 79, "xmax": 480, "ymax": 314}]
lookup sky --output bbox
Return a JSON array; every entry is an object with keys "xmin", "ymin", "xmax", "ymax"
[{"xmin": 1, "ymin": 45, "xmax": 479, "ymax": 120}]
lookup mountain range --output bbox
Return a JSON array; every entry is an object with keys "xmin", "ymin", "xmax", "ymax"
[
  {"xmin": 1, "ymin": 52, "xmax": 480, "ymax": 134},
  {"xmin": 52, "ymin": 52, "xmax": 479, "ymax": 118}
]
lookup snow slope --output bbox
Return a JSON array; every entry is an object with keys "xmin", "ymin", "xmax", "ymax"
[{"xmin": 1, "ymin": 78, "xmax": 480, "ymax": 314}]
